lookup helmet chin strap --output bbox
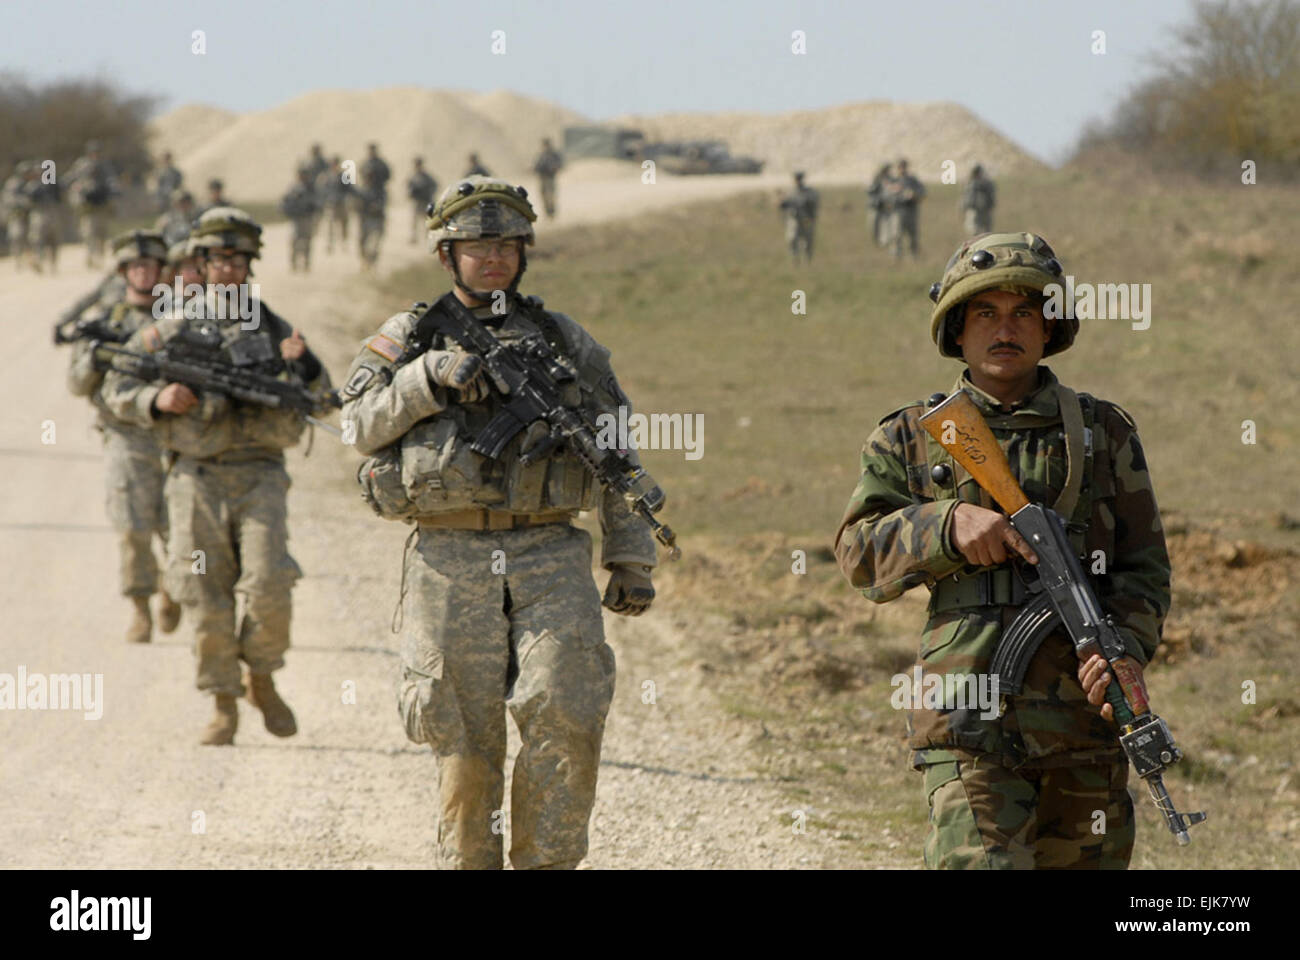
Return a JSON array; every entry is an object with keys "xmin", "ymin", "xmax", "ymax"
[{"xmin": 446, "ymin": 245, "xmax": 528, "ymax": 307}]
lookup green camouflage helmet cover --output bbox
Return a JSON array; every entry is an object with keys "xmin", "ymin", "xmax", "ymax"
[
  {"xmin": 426, "ymin": 175, "xmax": 537, "ymax": 246},
  {"xmin": 110, "ymin": 229, "xmax": 168, "ymax": 267},
  {"xmin": 928, "ymin": 231, "xmax": 1077, "ymax": 358},
  {"xmin": 189, "ymin": 206, "xmax": 263, "ymax": 258}
]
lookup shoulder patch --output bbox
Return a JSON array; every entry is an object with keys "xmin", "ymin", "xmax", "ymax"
[
  {"xmin": 142, "ymin": 326, "xmax": 164, "ymax": 354},
  {"xmin": 343, "ymin": 364, "xmax": 377, "ymax": 398},
  {"xmin": 366, "ymin": 333, "xmax": 403, "ymax": 363}
]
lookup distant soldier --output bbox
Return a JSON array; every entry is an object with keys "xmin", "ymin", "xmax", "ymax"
[
  {"xmin": 866, "ymin": 163, "xmax": 892, "ymax": 248},
  {"xmin": 154, "ymin": 190, "xmax": 196, "ymax": 248},
  {"xmin": 406, "ymin": 157, "xmax": 438, "ymax": 245},
  {"xmin": 66, "ymin": 230, "xmax": 180, "ymax": 645},
  {"xmin": 320, "ymin": 155, "xmax": 355, "ymax": 254},
  {"xmin": 361, "ymin": 143, "xmax": 391, "ymax": 192},
  {"xmin": 961, "ymin": 164, "xmax": 996, "ymax": 236},
  {"xmin": 281, "ymin": 167, "xmax": 323, "ymax": 272},
  {"xmin": 355, "ymin": 168, "xmax": 386, "ymax": 273},
  {"xmin": 885, "ymin": 158, "xmax": 926, "ymax": 260},
  {"xmin": 26, "ymin": 167, "xmax": 63, "ymax": 273},
  {"xmin": 198, "ymin": 179, "xmax": 230, "ymax": 217},
  {"xmin": 152, "ymin": 152, "xmax": 183, "ymax": 213},
  {"xmin": 67, "ymin": 140, "xmax": 118, "ymax": 268},
  {"xmin": 464, "ymin": 152, "xmax": 491, "ymax": 178},
  {"xmin": 778, "ymin": 170, "xmax": 819, "ymax": 264},
  {"xmin": 301, "ymin": 142, "xmax": 330, "ymax": 185},
  {"xmin": 532, "ymin": 137, "xmax": 564, "ymax": 218},
  {"xmin": 3, "ymin": 161, "xmax": 34, "ymax": 269}
]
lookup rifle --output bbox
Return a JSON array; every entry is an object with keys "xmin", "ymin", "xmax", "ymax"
[
  {"xmin": 919, "ymin": 389, "xmax": 1205, "ymax": 845},
  {"xmin": 410, "ymin": 293, "xmax": 681, "ymax": 560},
  {"xmin": 91, "ymin": 327, "xmax": 342, "ymax": 436},
  {"xmin": 53, "ymin": 281, "xmax": 121, "ymax": 345}
]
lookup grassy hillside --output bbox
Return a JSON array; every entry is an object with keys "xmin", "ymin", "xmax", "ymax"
[{"xmin": 370, "ymin": 171, "xmax": 1300, "ymax": 868}]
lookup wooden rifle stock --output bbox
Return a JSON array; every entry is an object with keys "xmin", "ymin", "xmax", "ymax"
[{"xmin": 918, "ymin": 391, "xmax": 1029, "ymax": 514}]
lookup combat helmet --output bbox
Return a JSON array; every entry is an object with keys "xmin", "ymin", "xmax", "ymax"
[
  {"xmin": 110, "ymin": 229, "xmax": 168, "ymax": 268},
  {"xmin": 188, "ymin": 206, "xmax": 263, "ymax": 259},
  {"xmin": 928, "ymin": 231, "xmax": 1076, "ymax": 359},
  {"xmin": 426, "ymin": 175, "xmax": 538, "ymax": 300},
  {"xmin": 166, "ymin": 238, "xmax": 193, "ymax": 266}
]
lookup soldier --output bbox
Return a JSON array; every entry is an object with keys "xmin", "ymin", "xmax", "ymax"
[
  {"xmin": 3, "ymin": 161, "xmax": 34, "ymax": 269},
  {"xmin": 320, "ymin": 155, "xmax": 355, "ymax": 254},
  {"xmin": 165, "ymin": 237, "xmax": 204, "ymax": 296},
  {"xmin": 198, "ymin": 179, "xmax": 229, "ymax": 217},
  {"xmin": 339, "ymin": 176, "xmax": 659, "ymax": 869},
  {"xmin": 866, "ymin": 163, "xmax": 892, "ymax": 248},
  {"xmin": 884, "ymin": 159, "xmax": 926, "ymax": 260},
  {"xmin": 154, "ymin": 190, "xmax": 196, "ymax": 248},
  {"xmin": 778, "ymin": 171, "xmax": 819, "ymax": 264},
  {"xmin": 26, "ymin": 164, "xmax": 62, "ymax": 274},
  {"xmin": 406, "ymin": 157, "xmax": 438, "ymax": 245},
  {"xmin": 961, "ymin": 165, "xmax": 996, "ymax": 236},
  {"xmin": 463, "ymin": 152, "xmax": 491, "ymax": 178},
  {"xmin": 355, "ymin": 168, "xmax": 386, "ymax": 273},
  {"xmin": 102, "ymin": 208, "xmax": 332, "ymax": 745},
  {"xmin": 833, "ymin": 232, "xmax": 1171, "ymax": 869},
  {"xmin": 531, "ymin": 138, "xmax": 564, "ymax": 218},
  {"xmin": 281, "ymin": 167, "xmax": 323, "ymax": 272},
  {"xmin": 68, "ymin": 140, "xmax": 118, "ymax": 268},
  {"xmin": 361, "ymin": 143, "xmax": 391, "ymax": 192},
  {"xmin": 66, "ymin": 230, "xmax": 181, "ymax": 645},
  {"xmin": 300, "ymin": 142, "xmax": 329, "ymax": 186},
  {"xmin": 152, "ymin": 152, "xmax": 183, "ymax": 214}
]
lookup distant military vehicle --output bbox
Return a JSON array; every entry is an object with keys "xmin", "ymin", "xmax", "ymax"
[{"xmin": 562, "ymin": 126, "xmax": 763, "ymax": 175}]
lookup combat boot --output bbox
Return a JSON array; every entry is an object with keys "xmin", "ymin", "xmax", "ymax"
[
  {"xmin": 246, "ymin": 672, "xmax": 297, "ymax": 737},
  {"xmin": 125, "ymin": 596, "xmax": 152, "ymax": 644},
  {"xmin": 200, "ymin": 694, "xmax": 238, "ymax": 746},
  {"xmin": 157, "ymin": 592, "xmax": 181, "ymax": 634}
]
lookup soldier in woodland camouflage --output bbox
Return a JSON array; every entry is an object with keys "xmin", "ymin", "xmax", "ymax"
[
  {"xmin": 102, "ymin": 208, "xmax": 332, "ymax": 745},
  {"xmin": 281, "ymin": 167, "xmax": 323, "ymax": 272},
  {"xmin": 833, "ymin": 232, "xmax": 1171, "ymax": 869},
  {"xmin": 961, "ymin": 165, "xmax": 996, "ymax": 236},
  {"xmin": 779, "ymin": 171, "xmax": 819, "ymax": 264},
  {"xmin": 406, "ymin": 157, "xmax": 438, "ymax": 245},
  {"xmin": 531, "ymin": 138, "xmax": 564, "ymax": 218},
  {"xmin": 66, "ymin": 230, "xmax": 180, "ymax": 644},
  {"xmin": 340, "ymin": 176, "xmax": 660, "ymax": 869}
]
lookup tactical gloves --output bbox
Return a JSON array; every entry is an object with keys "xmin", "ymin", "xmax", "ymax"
[
  {"xmin": 602, "ymin": 563, "xmax": 655, "ymax": 616},
  {"xmin": 424, "ymin": 348, "xmax": 488, "ymax": 403}
]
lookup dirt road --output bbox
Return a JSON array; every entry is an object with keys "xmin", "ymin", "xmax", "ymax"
[{"xmin": 0, "ymin": 172, "xmax": 864, "ymax": 869}]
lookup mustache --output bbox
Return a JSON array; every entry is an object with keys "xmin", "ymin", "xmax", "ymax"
[{"xmin": 989, "ymin": 341, "xmax": 1024, "ymax": 354}]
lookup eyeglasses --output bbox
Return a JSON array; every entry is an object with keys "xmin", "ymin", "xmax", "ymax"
[
  {"xmin": 206, "ymin": 253, "xmax": 249, "ymax": 268},
  {"xmin": 459, "ymin": 240, "xmax": 521, "ymax": 258}
]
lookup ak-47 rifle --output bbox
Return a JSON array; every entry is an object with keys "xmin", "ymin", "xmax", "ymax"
[
  {"xmin": 919, "ymin": 389, "xmax": 1205, "ymax": 846},
  {"xmin": 90, "ymin": 324, "xmax": 342, "ymax": 436},
  {"xmin": 408, "ymin": 292, "xmax": 680, "ymax": 560}
]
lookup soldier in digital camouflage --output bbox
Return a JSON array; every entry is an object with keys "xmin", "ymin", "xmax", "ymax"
[
  {"xmin": 339, "ymin": 176, "xmax": 659, "ymax": 869},
  {"xmin": 833, "ymin": 232, "xmax": 1172, "ymax": 869}
]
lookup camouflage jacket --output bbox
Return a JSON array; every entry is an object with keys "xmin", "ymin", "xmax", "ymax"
[
  {"xmin": 961, "ymin": 177, "xmax": 996, "ymax": 213},
  {"xmin": 339, "ymin": 293, "xmax": 657, "ymax": 570},
  {"xmin": 154, "ymin": 209, "xmax": 192, "ymax": 248},
  {"xmin": 101, "ymin": 292, "xmax": 331, "ymax": 461},
  {"xmin": 280, "ymin": 183, "xmax": 321, "ymax": 220},
  {"xmin": 532, "ymin": 148, "xmax": 564, "ymax": 178},
  {"xmin": 834, "ymin": 366, "xmax": 1171, "ymax": 769},
  {"xmin": 780, "ymin": 185, "xmax": 819, "ymax": 224},
  {"xmin": 68, "ymin": 299, "xmax": 161, "ymax": 440},
  {"xmin": 406, "ymin": 171, "xmax": 437, "ymax": 204}
]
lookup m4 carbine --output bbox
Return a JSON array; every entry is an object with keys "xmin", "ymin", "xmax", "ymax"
[
  {"xmin": 920, "ymin": 390, "xmax": 1205, "ymax": 846},
  {"xmin": 410, "ymin": 292, "xmax": 680, "ymax": 560}
]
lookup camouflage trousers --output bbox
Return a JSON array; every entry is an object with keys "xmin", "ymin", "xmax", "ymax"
[
  {"xmin": 163, "ymin": 456, "xmax": 302, "ymax": 696},
  {"xmin": 922, "ymin": 751, "xmax": 1135, "ymax": 869},
  {"xmin": 964, "ymin": 207, "xmax": 992, "ymax": 236},
  {"xmin": 785, "ymin": 217, "xmax": 814, "ymax": 261},
  {"xmin": 6, "ymin": 211, "xmax": 28, "ymax": 262},
  {"xmin": 359, "ymin": 214, "xmax": 384, "ymax": 267},
  {"xmin": 397, "ymin": 523, "xmax": 614, "ymax": 870},
  {"xmin": 290, "ymin": 216, "xmax": 314, "ymax": 270},
  {"xmin": 891, "ymin": 207, "xmax": 919, "ymax": 258},
  {"xmin": 79, "ymin": 207, "xmax": 111, "ymax": 265},
  {"xmin": 27, "ymin": 209, "xmax": 59, "ymax": 268},
  {"xmin": 410, "ymin": 202, "xmax": 426, "ymax": 244},
  {"xmin": 103, "ymin": 425, "xmax": 168, "ymax": 597},
  {"xmin": 326, "ymin": 203, "xmax": 348, "ymax": 251},
  {"xmin": 538, "ymin": 176, "xmax": 557, "ymax": 218}
]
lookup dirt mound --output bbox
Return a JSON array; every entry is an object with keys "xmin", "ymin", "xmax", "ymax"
[
  {"xmin": 148, "ymin": 88, "xmax": 587, "ymax": 204},
  {"xmin": 614, "ymin": 100, "xmax": 1046, "ymax": 182}
]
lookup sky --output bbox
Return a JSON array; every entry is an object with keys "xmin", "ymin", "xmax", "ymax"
[{"xmin": 4, "ymin": 0, "xmax": 1193, "ymax": 164}]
